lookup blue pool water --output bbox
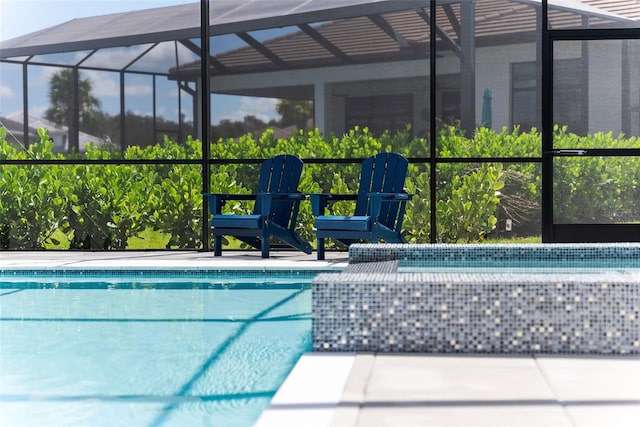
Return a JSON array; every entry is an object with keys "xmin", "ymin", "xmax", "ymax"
[
  {"xmin": 0, "ymin": 273, "xmax": 315, "ymax": 427},
  {"xmin": 397, "ymin": 264, "xmax": 640, "ymax": 274}
]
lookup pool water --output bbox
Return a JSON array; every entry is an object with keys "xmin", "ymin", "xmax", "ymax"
[
  {"xmin": 397, "ymin": 258, "xmax": 640, "ymax": 275},
  {"xmin": 397, "ymin": 265, "xmax": 640, "ymax": 275},
  {"xmin": 0, "ymin": 274, "xmax": 314, "ymax": 427}
]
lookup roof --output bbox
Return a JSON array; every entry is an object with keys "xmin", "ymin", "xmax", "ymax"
[
  {"xmin": 527, "ymin": 0, "xmax": 640, "ymax": 21},
  {"xmin": 1, "ymin": 114, "xmax": 107, "ymax": 148},
  {"xmin": 174, "ymin": 0, "xmax": 640, "ymax": 78},
  {"xmin": 0, "ymin": 0, "xmax": 423, "ymax": 58},
  {"xmin": 1, "ymin": 0, "xmax": 638, "ymax": 77}
]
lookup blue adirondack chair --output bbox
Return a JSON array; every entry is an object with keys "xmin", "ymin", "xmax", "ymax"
[
  {"xmin": 205, "ymin": 155, "xmax": 312, "ymax": 258},
  {"xmin": 311, "ymin": 152, "xmax": 412, "ymax": 260}
]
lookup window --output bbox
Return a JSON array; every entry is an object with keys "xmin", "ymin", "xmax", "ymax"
[
  {"xmin": 553, "ymin": 58, "xmax": 586, "ymax": 135},
  {"xmin": 625, "ymin": 41, "xmax": 640, "ymax": 136},
  {"xmin": 511, "ymin": 62, "xmax": 538, "ymax": 132},
  {"xmin": 440, "ymin": 90, "xmax": 460, "ymax": 126},
  {"xmin": 512, "ymin": 59, "xmax": 586, "ymax": 135}
]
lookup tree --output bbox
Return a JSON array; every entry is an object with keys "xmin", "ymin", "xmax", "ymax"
[
  {"xmin": 45, "ymin": 69, "xmax": 101, "ymax": 152},
  {"xmin": 276, "ymin": 99, "xmax": 313, "ymax": 130}
]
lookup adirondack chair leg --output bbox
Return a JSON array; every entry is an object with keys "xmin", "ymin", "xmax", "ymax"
[
  {"xmin": 213, "ymin": 234, "xmax": 222, "ymax": 256},
  {"xmin": 261, "ymin": 232, "xmax": 270, "ymax": 258},
  {"xmin": 317, "ymin": 237, "xmax": 325, "ymax": 260}
]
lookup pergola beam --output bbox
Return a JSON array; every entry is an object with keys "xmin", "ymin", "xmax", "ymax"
[
  {"xmin": 442, "ymin": 4, "xmax": 461, "ymax": 39},
  {"xmin": 179, "ymin": 39, "xmax": 231, "ymax": 74},
  {"xmin": 298, "ymin": 23, "xmax": 352, "ymax": 63},
  {"xmin": 237, "ymin": 32, "xmax": 290, "ymax": 68},
  {"xmin": 368, "ymin": 14, "xmax": 411, "ymax": 49},
  {"xmin": 414, "ymin": 7, "xmax": 462, "ymax": 59}
]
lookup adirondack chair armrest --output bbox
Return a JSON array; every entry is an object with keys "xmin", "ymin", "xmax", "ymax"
[
  {"xmin": 369, "ymin": 192, "xmax": 413, "ymax": 201},
  {"xmin": 258, "ymin": 192, "xmax": 306, "ymax": 200},
  {"xmin": 368, "ymin": 192, "xmax": 413, "ymax": 218},
  {"xmin": 255, "ymin": 192, "xmax": 306, "ymax": 204},
  {"xmin": 203, "ymin": 192, "xmax": 256, "ymax": 214},
  {"xmin": 255, "ymin": 192, "xmax": 306, "ymax": 217},
  {"xmin": 309, "ymin": 193, "xmax": 358, "ymax": 216}
]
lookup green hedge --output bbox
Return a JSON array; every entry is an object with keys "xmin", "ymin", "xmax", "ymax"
[{"xmin": 1, "ymin": 124, "xmax": 638, "ymax": 249}]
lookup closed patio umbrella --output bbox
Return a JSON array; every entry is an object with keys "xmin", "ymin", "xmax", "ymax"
[{"xmin": 481, "ymin": 88, "xmax": 493, "ymax": 129}]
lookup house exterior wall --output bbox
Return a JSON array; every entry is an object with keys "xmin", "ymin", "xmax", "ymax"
[
  {"xmin": 211, "ymin": 41, "xmax": 626, "ymax": 137},
  {"xmin": 475, "ymin": 43, "xmax": 536, "ymax": 131}
]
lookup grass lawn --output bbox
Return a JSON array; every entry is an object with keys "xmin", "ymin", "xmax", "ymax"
[
  {"xmin": 127, "ymin": 228, "xmax": 172, "ymax": 249},
  {"xmin": 44, "ymin": 228, "xmax": 542, "ymax": 250},
  {"xmin": 482, "ymin": 235, "xmax": 542, "ymax": 244},
  {"xmin": 45, "ymin": 228, "xmax": 171, "ymax": 249}
]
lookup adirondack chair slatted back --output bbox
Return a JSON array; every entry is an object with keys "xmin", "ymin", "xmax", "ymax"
[
  {"xmin": 354, "ymin": 153, "xmax": 408, "ymax": 229},
  {"xmin": 254, "ymin": 155, "xmax": 303, "ymax": 228}
]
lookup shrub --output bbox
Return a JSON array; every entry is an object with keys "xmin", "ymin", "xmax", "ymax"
[
  {"xmin": 3, "ymin": 123, "xmax": 636, "ymax": 250},
  {"xmin": 0, "ymin": 128, "xmax": 67, "ymax": 248}
]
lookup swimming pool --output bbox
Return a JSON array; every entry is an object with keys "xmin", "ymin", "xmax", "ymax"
[{"xmin": 0, "ymin": 271, "xmax": 316, "ymax": 427}]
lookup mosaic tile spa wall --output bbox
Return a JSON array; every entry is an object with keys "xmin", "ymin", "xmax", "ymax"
[{"xmin": 312, "ymin": 244, "xmax": 640, "ymax": 355}]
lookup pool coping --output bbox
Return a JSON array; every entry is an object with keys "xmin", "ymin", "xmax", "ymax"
[
  {"xmin": 0, "ymin": 267, "xmax": 342, "ymax": 278},
  {"xmin": 253, "ymin": 353, "xmax": 357, "ymax": 427},
  {"xmin": 0, "ymin": 250, "xmax": 348, "ymax": 273}
]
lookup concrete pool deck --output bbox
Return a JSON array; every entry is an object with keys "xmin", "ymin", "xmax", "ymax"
[
  {"xmin": 1, "ymin": 250, "xmax": 639, "ymax": 426},
  {"xmin": 0, "ymin": 249, "xmax": 348, "ymax": 271}
]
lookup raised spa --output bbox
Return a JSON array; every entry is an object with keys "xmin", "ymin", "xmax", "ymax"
[{"xmin": 312, "ymin": 243, "xmax": 640, "ymax": 355}]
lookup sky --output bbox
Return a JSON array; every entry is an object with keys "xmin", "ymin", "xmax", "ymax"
[
  {"xmin": 0, "ymin": 0, "xmax": 280, "ymax": 125},
  {"xmin": 0, "ymin": 0, "xmax": 195, "ymax": 43}
]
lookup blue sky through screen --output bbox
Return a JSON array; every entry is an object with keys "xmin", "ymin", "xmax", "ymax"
[{"xmin": 0, "ymin": 0, "xmax": 281, "ymax": 127}]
